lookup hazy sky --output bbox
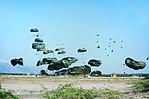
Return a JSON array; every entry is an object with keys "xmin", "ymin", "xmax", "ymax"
[{"xmin": 0, "ymin": 0, "xmax": 149, "ymax": 74}]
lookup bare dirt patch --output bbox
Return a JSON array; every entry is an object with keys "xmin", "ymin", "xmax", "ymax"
[{"xmin": 0, "ymin": 75, "xmax": 148, "ymax": 99}]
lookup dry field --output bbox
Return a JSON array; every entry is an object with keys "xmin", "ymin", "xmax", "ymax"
[{"xmin": 0, "ymin": 75, "xmax": 149, "ymax": 99}]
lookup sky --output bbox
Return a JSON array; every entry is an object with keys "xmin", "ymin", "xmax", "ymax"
[{"xmin": 0, "ymin": 0, "xmax": 149, "ymax": 74}]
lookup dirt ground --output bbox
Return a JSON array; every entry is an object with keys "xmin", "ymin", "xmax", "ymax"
[{"xmin": 0, "ymin": 75, "xmax": 149, "ymax": 99}]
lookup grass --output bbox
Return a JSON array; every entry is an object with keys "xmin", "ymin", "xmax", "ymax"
[
  {"xmin": 0, "ymin": 89, "xmax": 19, "ymax": 99},
  {"xmin": 132, "ymin": 79, "xmax": 149, "ymax": 92},
  {"xmin": 43, "ymin": 84, "xmax": 124, "ymax": 99}
]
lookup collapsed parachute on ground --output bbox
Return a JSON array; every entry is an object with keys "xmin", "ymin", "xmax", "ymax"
[
  {"xmin": 30, "ymin": 28, "xmax": 39, "ymax": 32},
  {"xmin": 125, "ymin": 57, "xmax": 146, "ymax": 70},
  {"xmin": 77, "ymin": 48, "xmax": 87, "ymax": 53},
  {"xmin": 88, "ymin": 59, "xmax": 102, "ymax": 66},
  {"xmin": 10, "ymin": 58, "xmax": 23, "ymax": 66},
  {"xmin": 68, "ymin": 65, "xmax": 91, "ymax": 75},
  {"xmin": 48, "ymin": 57, "xmax": 78, "ymax": 70},
  {"xmin": 90, "ymin": 70, "xmax": 102, "ymax": 77}
]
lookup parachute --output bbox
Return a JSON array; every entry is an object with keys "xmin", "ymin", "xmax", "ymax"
[
  {"xmin": 77, "ymin": 48, "xmax": 87, "ymax": 52},
  {"xmin": 58, "ymin": 51, "xmax": 66, "ymax": 54},
  {"xmin": 90, "ymin": 70, "xmax": 102, "ymax": 77},
  {"xmin": 68, "ymin": 65, "xmax": 91, "ymax": 75},
  {"xmin": 125, "ymin": 57, "xmax": 146, "ymax": 70},
  {"xmin": 36, "ymin": 58, "xmax": 58, "ymax": 66},
  {"xmin": 48, "ymin": 61, "xmax": 68, "ymax": 70},
  {"xmin": 55, "ymin": 48, "xmax": 65, "ymax": 51},
  {"xmin": 10, "ymin": 58, "xmax": 23, "ymax": 66},
  {"xmin": 61, "ymin": 57, "xmax": 78, "ymax": 65},
  {"xmin": 32, "ymin": 38, "xmax": 46, "ymax": 51},
  {"xmin": 54, "ymin": 69, "xmax": 68, "ymax": 76},
  {"xmin": 36, "ymin": 60, "xmax": 43, "ymax": 66},
  {"xmin": 34, "ymin": 38, "xmax": 43, "ymax": 42},
  {"xmin": 48, "ymin": 64, "xmax": 59, "ymax": 70},
  {"xmin": 37, "ymin": 48, "xmax": 46, "ymax": 51},
  {"xmin": 43, "ymin": 58, "xmax": 58, "ymax": 64},
  {"xmin": 30, "ymin": 28, "xmax": 39, "ymax": 32},
  {"xmin": 88, "ymin": 59, "xmax": 102, "ymax": 67},
  {"xmin": 55, "ymin": 57, "xmax": 78, "ymax": 68},
  {"xmin": 32, "ymin": 42, "xmax": 45, "ymax": 49},
  {"xmin": 40, "ymin": 70, "xmax": 47, "ymax": 75},
  {"xmin": 43, "ymin": 50, "xmax": 54, "ymax": 54},
  {"xmin": 47, "ymin": 57, "xmax": 78, "ymax": 71}
]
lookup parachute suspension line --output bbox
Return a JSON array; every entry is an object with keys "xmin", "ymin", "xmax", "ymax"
[{"xmin": 81, "ymin": 53, "xmax": 85, "ymax": 65}]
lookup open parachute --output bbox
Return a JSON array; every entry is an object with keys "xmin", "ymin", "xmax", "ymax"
[
  {"xmin": 32, "ymin": 38, "xmax": 46, "ymax": 51},
  {"xmin": 68, "ymin": 65, "xmax": 91, "ymax": 76},
  {"xmin": 88, "ymin": 59, "xmax": 102, "ymax": 67},
  {"xmin": 55, "ymin": 48, "xmax": 66, "ymax": 55},
  {"xmin": 90, "ymin": 70, "xmax": 102, "ymax": 77},
  {"xmin": 10, "ymin": 58, "xmax": 23, "ymax": 66},
  {"xmin": 77, "ymin": 48, "xmax": 87, "ymax": 53},
  {"xmin": 47, "ymin": 57, "xmax": 78, "ymax": 70},
  {"xmin": 125, "ymin": 57, "xmax": 146, "ymax": 70},
  {"xmin": 43, "ymin": 50, "xmax": 54, "ymax": 54},
  {"xmin": 30, "ymin": 28, "xmax": 39, "ymax": 32},
  {"xmin": 36, "ymin": 57, "xmax": 78, "ymax": 71}
]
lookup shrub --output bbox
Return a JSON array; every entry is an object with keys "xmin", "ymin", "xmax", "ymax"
[
  {"xmin": 43, "ymin": 84, "xmax": 123, "ymax": 99},
  {"xmin": 0, "ymin": 89, "xmax": 18, "ymax": 99},
  {"xmin": 132, "ymin": 80, "xmax": 149, "ymax": 92}
]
